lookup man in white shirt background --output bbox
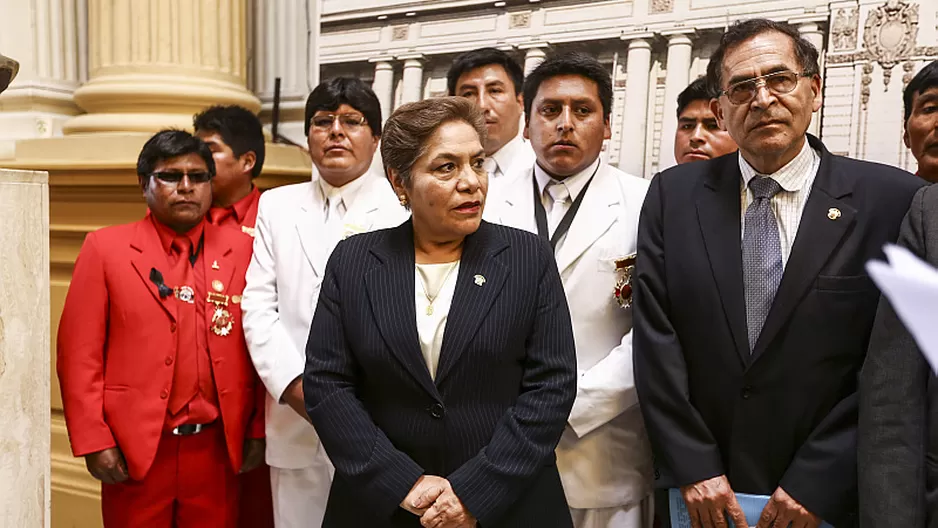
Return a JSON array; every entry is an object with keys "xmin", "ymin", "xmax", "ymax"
[
  {"xmin": 485, "ymin": 51, "xmax": 653, "ymax": 528},
  {"xmin": 240, "ymin": 77, "xmax": 408, "ymax": 528},
  {"xmin": 448, "ymin": 47, "xmax": 536, "ymax": 188}
]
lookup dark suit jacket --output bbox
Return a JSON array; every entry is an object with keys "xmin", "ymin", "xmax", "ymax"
[
  {"xmin": 859, "ymin": 184, "xmax": 938, "ymax": 527},
  {"xmin": 633, "ymin": 135, "xmax": 923, "ymax": 526},
  {"xmin": 303, "ymin": 220, "xmax": 577, "ymax": 527}
]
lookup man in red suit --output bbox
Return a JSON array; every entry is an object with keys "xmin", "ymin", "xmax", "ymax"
[
  {"xmin": 195, "ymin": 105, "xmax": 264, "ymax": 237},
  {"xmin": 57, "ymin": 129, "xmax": 265, "ymax": 527},
  {"xmin": 194, "ymin": 105, "xmax": 273, "ymax": 528}
]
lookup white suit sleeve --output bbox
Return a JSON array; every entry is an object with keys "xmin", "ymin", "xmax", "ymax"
[
  {"xmin": 242, "ymin": 195, "xmax": 305, "ymax": 402},
  {"xmin": 567, "ymin": 330, "xmax": 638, "ymax": 438}
]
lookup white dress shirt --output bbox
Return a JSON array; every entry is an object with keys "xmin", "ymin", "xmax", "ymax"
[
  {"xmin": 534, "ymin": 156, "xmax": 602, "ymax": 249},
  {"xmin": 739, "ymin": 139, "xmax": 821, "ymax": 267},
  {"xmin": 414, "ymin": 261, "xmax": 460, "ymax": 380}
]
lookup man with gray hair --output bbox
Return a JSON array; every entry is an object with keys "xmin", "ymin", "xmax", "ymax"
[{"xmin": 634, "ymin": 18, "xmax": 921, "ymax": 528}]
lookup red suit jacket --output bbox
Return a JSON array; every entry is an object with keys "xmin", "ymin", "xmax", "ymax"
[{"xmin": 56, "ymin": 217, "xmax": 265, "ymax": 481}]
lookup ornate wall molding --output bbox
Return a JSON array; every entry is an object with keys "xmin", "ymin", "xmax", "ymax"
[
  {"xmin": 510, "ymin": 12, "xmax": 531, "ymax": 29},
  {"xmin": 862, "ymin": 0, "xmax": 919, "ymax": 90},
  {"xmin": 831, "ymin": 7, "xmax": 858, "ymax": 51},
  {"xmin": 651, "ymin": 0, "xmax": 674, "ymax": 14}
]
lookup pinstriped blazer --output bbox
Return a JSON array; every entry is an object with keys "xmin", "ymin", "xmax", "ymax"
[{"xmin": 303, "ymin": 219, "xmax": 577, "ymax": 527}]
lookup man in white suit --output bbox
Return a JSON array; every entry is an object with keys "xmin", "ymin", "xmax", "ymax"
[
  {"xmin": 484, "ymin": 52, "xmax": 653, "ymax": 528},
  {"xmin": 241, "ymin": 78, "xmax": 408, "ymax": 528}
]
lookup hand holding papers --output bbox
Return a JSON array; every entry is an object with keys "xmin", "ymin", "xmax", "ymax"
[
  {"xmin": 668, "ymin": 489, "xmax": 834, "ymax": 528},
  {"xmin": 866, "ymin": 244, "xmax": 938, "ymax": 374}
]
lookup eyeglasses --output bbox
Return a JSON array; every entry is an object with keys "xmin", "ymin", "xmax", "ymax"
[
  {"xmin": 722, "ymin": 70, "xmax": 813, "ymax": 105},
  {"xmin": 150, "ymin": 171, "xmax": 213, "ymax": 185},
  {"xmin": 311, "ymin": 113, "xmax": 368, "ymax": 131}
]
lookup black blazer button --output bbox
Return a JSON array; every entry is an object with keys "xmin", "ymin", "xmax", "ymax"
[
  {"xmin": 741, "ymin": 386, "xmax": 752, "ymax": 399},
  {"xmin": 429, "ymin": 403, "xmax": 445, "ymax": 419}
]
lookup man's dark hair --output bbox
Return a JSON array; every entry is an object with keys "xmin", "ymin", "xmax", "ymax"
[
  {"xmin": 193, "ymin": 105, "xmax": 265, "ymax": 178},
  {"xmin": 304, "ymin": 77, "xmax": 383, "ymax": 137},
  {"xmin": 522, "ymin": 51, "xmax": 613, "ymax": 121},
  {"xmin": 706, "ymin": 18, "xmax": 820, "ymax": 95},
  {"xmin": 904, "ymin": 60, "xmax": 938, "ymax": 122},
  {"xmin": 677, "ymin": 76, "xmax": 720, "ymax": 118},
  {"xmin": 137, "ymin": 129, "xmax": 215, "ymax": 181},
  {"xmin": 447, "ymin": 47, "xmax": 525, "ymax": 96}
]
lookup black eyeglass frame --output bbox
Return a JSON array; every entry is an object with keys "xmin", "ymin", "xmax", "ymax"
[{"xmin": 148, "ymin": 171, "xmax": 214, "ymax": 185}]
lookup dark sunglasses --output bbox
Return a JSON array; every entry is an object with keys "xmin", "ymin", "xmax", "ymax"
[{"xmin": 150, "ymin": 171, "xmax": 213, "ymax": 184}]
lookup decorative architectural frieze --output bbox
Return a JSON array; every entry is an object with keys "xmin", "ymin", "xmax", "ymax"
[
  {"xmin": 831, "ymin": 7, "xmax": 859, "ymax": 51},
  {"xmin": 392, "ymin": 25, "xmax": 409, "ymax": 41},
  {"xmin": 652, "ymin": 0, "xmax": 675, "ymax": 14},
  {"xmin": 510, "ymin": 12, "xmax": 532, "ymax": 29}
]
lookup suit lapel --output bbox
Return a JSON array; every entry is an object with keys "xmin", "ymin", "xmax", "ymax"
[
  {"xmin": 129, "ymin": 220, "xmax": 177, "ymax": 322},
  {"xmin": 364, "ymin": 222, "xmax": 440, "ymax": 398},
  {"xmin": 343, "ymin": 175, "xmax": 383, "ymax": 235},
  {"xmin": 752, "ymin": 143, "xmax": 856, "ymax": 361},
  {"xmin": 296, "ymin": 183, "xmax": 328, "ymax": 277},
  {"xmin": 554, "ymin": 165, "xmax": 619, "ymax": 275},
  {"xmin": 435, "ymin": 222, "xmax": 509, "ymax": 385},
  {"xmin": 492, "ymin": 168, "xmax": 537, "ymax": 234},
  {"xmin": 697, "ymin": 156, "xmax": 749, "ymax": 365}
]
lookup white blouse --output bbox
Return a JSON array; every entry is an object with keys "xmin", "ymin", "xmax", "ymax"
[{"xmin": 414, "ymin": 261, "xmax": 460, "ymax": 380}]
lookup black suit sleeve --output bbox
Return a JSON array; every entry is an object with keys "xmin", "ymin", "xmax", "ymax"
[
  {"xmin": 303, "ymin": 246, "xmax": 425, "ymax": 519},
  {"xmin": 858, "ymin": 186, "xmax": 929, "ymax": 527},
  {"xmin": 633, "ymin": 174, "xmax": 725, "ymax": 486},
  {"xmin": 447, "ymin": 238, "xmax": 577, "ymax": 526}
]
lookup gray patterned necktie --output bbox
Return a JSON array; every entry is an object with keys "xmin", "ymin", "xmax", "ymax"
[{"xmin": 742, "ymin": 176, "xmax": 783, "ymax": 352}]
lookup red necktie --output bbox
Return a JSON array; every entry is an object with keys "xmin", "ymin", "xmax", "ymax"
[{"xmin": 167, "ymin": 236, "xmax": 199, "ymax": 415}]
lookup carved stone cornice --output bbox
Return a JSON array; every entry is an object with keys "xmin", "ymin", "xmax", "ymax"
[{"xmin": 862, "ymin": 0, "xmax": 919, "ymax": 89}]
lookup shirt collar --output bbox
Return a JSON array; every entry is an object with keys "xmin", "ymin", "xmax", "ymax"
[
  {"xmin": 149, "ymin": 212, "xmax": 206, "ymax": 255},
  {"xmin": 229, "ymin": 186, "xmax": 260, "ymax": 222},
  {"xmin": 739, "ymin": 138, "xmax": 815, "ymax": 193},
  {"xmin": 534, "ymin": 155, "xmax": 601, "ymax": 201},
  {"xmin": 317, "ymin": 170, "xmax": 371, "ymax": 210},
  {"xmin": 490, "ymin": 134, "xmax": 526, "ymax": 176}
]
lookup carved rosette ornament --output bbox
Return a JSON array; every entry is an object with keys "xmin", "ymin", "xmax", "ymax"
[
  {"xmin": 651, "ymin": 0, "xmax": 674, "ymax": 14},
  {"xmin": 863, "ymin": 0, "xmax": 919, "ymax": 90}
]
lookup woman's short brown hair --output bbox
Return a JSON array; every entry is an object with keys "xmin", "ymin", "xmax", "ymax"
[{"xmin": 381, "ymin": 96, "xmax": 487, "ymax": 189}]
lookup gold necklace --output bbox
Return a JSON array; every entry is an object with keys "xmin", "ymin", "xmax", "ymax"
[{"xmin": 418, "ymin": 262, "xmax": 458, "ymax": 316}]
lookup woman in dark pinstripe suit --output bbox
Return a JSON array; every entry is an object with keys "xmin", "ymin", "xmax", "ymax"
[{"xmin": 303, "ymin": 97, "xmax": 577, "ymax": 528}]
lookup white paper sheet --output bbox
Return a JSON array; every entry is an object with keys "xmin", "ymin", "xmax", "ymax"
[{"xmin": 867, "ymin": 244, "xmax": 938, "ymax": 374}]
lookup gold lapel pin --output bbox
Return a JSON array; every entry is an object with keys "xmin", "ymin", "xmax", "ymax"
[
  {"xmin": 828, "ymin": 207, "xmax": 842, "ymax": 220},
  {"xmin": 211, "ymin": 260, "xmax": 220, "ymax": 270},
  {"xmin": 474, "ymin": 274, "xmax": 486, "ymax": 286},
  {"xmin": 212, "ymin": 279, "xmax": 224, "ymax": 293}
]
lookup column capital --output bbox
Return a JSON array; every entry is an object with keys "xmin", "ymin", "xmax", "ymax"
[
  {"xmin": 368, "ymin": 56, "xmax": 396, "ymax": 63},
  {"xmin": 495, "ymin": 44, "xmax": 516, "ymax": 52},
  {"xmin": 518, "ymin": 42, "xmax": 550, "ymax": 51},
  {"xmin": 620, "ymin": 32, "xmax": 656, "ymax": 44},
  {"xmin": 661, "ymin": 28, "xmax": 695, "ymax": 38},
  {"xmin": 397, "ymin": 53, "xmax": 426, "ymax": 62}
]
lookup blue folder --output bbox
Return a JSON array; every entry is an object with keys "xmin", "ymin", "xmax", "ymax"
[{"xmin": 668, "ymin": 488, "xmax": 834, "ymax": 528}]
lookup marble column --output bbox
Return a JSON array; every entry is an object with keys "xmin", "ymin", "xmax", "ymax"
[
  {"xmin": 522, "ymin": 45, "xmax": 548, "ymax": 76},
  {"xmin": 619, "ymin": 37, "xmax": 653, "ymax": 177},
  {"xmin": 659, "ymin": 32, "xmax": 694, "ymax": 171},
  {"xmin": 371, "ymin": 58, "xmax": 395, "ymax": 123},
  {"xmin": 0, "ymin": 169, "xmax": 51, "ymax": 528},
  {"xmin": 65, "ymin": 0, "xmax": 260, "ymax": 135},
  {"xmin": 0, "ymin": 0, "xmax": 85, "ymax": 146},
  {"xmin": 252, "ymin": 0, "xmax": 318, "ymax": 145},
  {"xmin": 399, "ymin": 54, "xmax": 425, "ymax": 105},
  {"xmin": 797, "ymin": 21, "xmax": 825, "ymax": 137}
]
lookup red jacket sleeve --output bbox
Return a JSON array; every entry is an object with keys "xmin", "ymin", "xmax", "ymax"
[{"xmin": 56, "ymin": 232, "xmax": 118, "ymax": 456}]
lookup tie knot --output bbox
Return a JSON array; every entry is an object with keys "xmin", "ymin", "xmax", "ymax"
[
  {"xmin": 749, "ymin": 176, "xmax": 783, "ymax": 200},
  {"xmin": 171, "ymin": 236, "xmax": 190, "ymax": 256},
  {"xmin": 547, "ymin": 181, "xmax": 570, "ymax": 203}
]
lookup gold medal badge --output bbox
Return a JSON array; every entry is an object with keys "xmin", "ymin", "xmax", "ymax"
[
  {"xmin": 206, "ymin": 291, "xmax": 233, "ymax": 336},
  {"xmin": 613, "ymin": 253, "xmax": 637, "ymax": 309}
]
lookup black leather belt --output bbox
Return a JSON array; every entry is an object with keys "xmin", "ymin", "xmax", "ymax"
[{"xmin": 171, "ymin": 422, "xmax": 214, "ymax": 436}]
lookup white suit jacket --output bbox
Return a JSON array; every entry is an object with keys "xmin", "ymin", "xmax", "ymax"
[
  {"xmin": 484, "ymin": 162, "xmax": 654, "ymax": 509},
  {"xmin": 242, "ymin": 173, "xmax": 409, "ymax": 469}
]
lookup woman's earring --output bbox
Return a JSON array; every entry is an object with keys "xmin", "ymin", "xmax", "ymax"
[{"xmin": 398, "ymin": 195, "xmax": 408, "ymax": 207}]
